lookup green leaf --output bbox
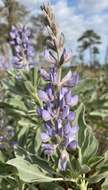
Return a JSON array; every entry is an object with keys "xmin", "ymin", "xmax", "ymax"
[
  {"xmin": 87, "ymin": 156, "xmax": 103, "ymax": 168},
  {"xmin": 70, "ymin": 157, "xmax": 81, "ymax": 178},
  {"xmin": 0, "ymin": 178, "xmax": 18, "ymax": 190},
  {"xmin": 74, "ymin": 79, "xmax": 96, "ymax": 94},
  {"xmin": 24, "ymin": 81, "xmax": 35, "ymax": 94},
  {"xmin": 34, "ymin": 127, "xmax": 41, "ymax": 153},
  {"xmin": 96, "ymin": 151, "xmax": 108, "ymax": 172},
  {"xmin": 17, "ymin": 120, "xmax": 30, "ymax": 146},
  {"xmin": 0, "ymin": 162, "xmax": 17, "ymax": 178},
  {"xmin": 4, "ymin": 95, "xmax": 27, "ymax": 111},
  {"xmin": 39, "ymin": 183, "xmax": 65, "ymax": 190},
  {"xmin": 0, "ymin": 102, "xmax": 27, "ymax": 117},
  {"xmin": 7, "ymin": 158, "xmax": 63, "ymax": 183},
  {"xmin": 90, "ymin": 109, "xmax": 108, "ymax": 118},
  {"xmin": 78, "ymin": 105, "xmax": 98, "ymax": 165},
  {"xmin": 0, "ymin": 151, "xmax": 5, "ymax": 163},
  {"xmin": 81, "ymin": 165, "xmax": 91, "ymax": 174},
  {"xmin": 102, "ymin": 176, "xmax": 108, "ymax": 190},
  {"xmin": 88, "ymin": 172, "xmax": 108, "ymax": 184},
  {"xmin": 14, "ymin": 146, "xmax": 56, "ymax": 176}
]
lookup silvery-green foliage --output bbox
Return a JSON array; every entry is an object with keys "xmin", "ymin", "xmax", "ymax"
[
  {"xmin": 74, "ymin": 73, "xmax": 108, "ymax": 129},
  {"xmin": 0, "ymin": 3, "xmax": 108, "ymax": 190}
]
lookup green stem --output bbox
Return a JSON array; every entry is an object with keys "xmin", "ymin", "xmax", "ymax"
[
  {"xmin": 32, "ymin": 92, "xmax": 43, "ymax": 107},
  {"xmin": 33, "ymin": 66, "xmax": 37, "ymax": 89},
  {"xmin": 79, "ymin": 175, "xmax": 88, "ymax": 190}
]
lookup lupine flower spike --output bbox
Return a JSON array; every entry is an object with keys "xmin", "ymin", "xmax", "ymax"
[
  {"xmin": 37, "ymin": 4, "xmax": 79, "ymax": 171},
  {"xmin": 10, "ymin": 26, "xmax": 34, "ymax": 70}
]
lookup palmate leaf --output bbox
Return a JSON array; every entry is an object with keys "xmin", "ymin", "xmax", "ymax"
[
  {"xmin": 14, "ymin": 146, "xmax": 57, "ymax": 175},
  {"xmin": 77, "ymin": 104, "xmax": 98, "ymax": 165},
  {"xmin": 7, "ymin": 158, "xmax": 63, "ymax": 183}
]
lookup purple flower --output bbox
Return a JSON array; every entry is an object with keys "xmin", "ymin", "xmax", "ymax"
[
  {"xmin": 42, "ymin": 110, "xmax": 52, "ymax": 121},
  {"xmin": 64, "ymin": 123, "xmax": 78, "ymax": 148},
  {"xmin": 63, "ymin": 49, "xmax": 72, "ymax": 63},
  {"xmin": 41, "ymin": 132, "xmax": 50, "ymax": 142},
  {"xmin": 65, "ymin": 73, "xmax": 79, "ymax": 87},
  {"xmin": 62, "ymin": 105, "xmax": 70, "ymax": 119},
  {"xmin": 56, "ymin": 119, "xmax": 62, "ymax": 130},
  {"xmin": 39, "ymin": 67, "xmax": 79, "ymax": 159},
  {"xmin": 60, "ymin": 87, "xmax": 68, "ymax": 100},
  {"xmin": 38, "ymin": 90, "xmax": 49, "ymax": 102},
  {"xmin": 67, "ymin": 140, "xmax": 77, "ymax": 150},
  {"xmin": 42, "ymin": 144, "xmax": 56, "ymax": 156},
  {"xmin": 38, "ymin": 5, "xmax": 80, "ymax": 172},
  {"xmin": 38, "ymin": 52, "xmax": 79, "ymax": 171},
  {"xmin": 60, "ymin": 71, "xmax": 72, "ymax": 87},
  {"xmin": 65, "ymin": 91, "xmax": 79, "ymax": 107},
  {"xmin": 39, "ymin": 68, "xmax": 50, "ymax": 81},
  {"xmin": 68, "ymin": 111, "xmax": 75, "ymax": 121},
  {"xmin": 10, "ymin": 26, "xmax": 34, "ymax": 69},
  {"xmin": 50, "ymin": 68, "xmax": 58, "ymax": 84},
  {"xmin": 36, "ymin": 107, "xmax": 42, "ymax": 117},
  {"xmin": 0, "ymin": 136, "xmax": 4, "ymax": 141},
  {"xmin": 58, "ymin": 150, "xmax": 69, "ymax": 171},
  {"xmin": 10, "ymin": 26, "xmax": 18, "ymax": 39},
  {"xmin": 46, "ymin": 84, "xmax": 54, "ymax": 100},
  {"xmin": 60, "ymin": 49, "xmax": 72, "ymax": 65},
  {"xmin": 59, "ymin": 71, "xmax": 79, "ymax": 87},
  {"xmin": 44, "ymin": 50, "xmax": 56, "ymax": 65},
  {"xmin": 41, "ymin": 123, "xmax": 55, "ymax": 142}
]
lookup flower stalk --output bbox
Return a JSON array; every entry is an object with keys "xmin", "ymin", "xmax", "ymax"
[{"xmin": 37, "ymin": 3, "xmax": 80, "ymax": 172}]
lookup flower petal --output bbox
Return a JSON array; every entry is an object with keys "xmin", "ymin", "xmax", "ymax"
[
  {"xmin": 38, "ymin": 90, "xmax": 49, "ymax": 102},
  {"xmin": 39, "ymin": 68, "xmax": 50, "ymax": 80},
  {"xmin": 60, "ymin": 87, "xmax": 68, "ymax": 100},
  {"xmin": 70, "ymin": 95, "xmax": 78, "ymax": 107},
  {"xmin": 44, "ymin": 50, "xmax": 56, "ymax": 64},
  {"xmin": 41, "ymin": 132, "xmax": 50, "ymax": 142},
  {"xmin": 59, "ymin": 71, "xmax": 72, "ymax": 87},
  {"xmin": 62, "ymin": 105, "xmax": 69, "ymax": 119},
  {"xmin": 67, "ymin": 140, "xmax": 77, "ymax": 150},
  {"xmin": 42, "ymin": 144, "xmax": 55, "ymax": 155},
  {"xmin": 42, "ymin": 110, "xmax": 52, "ymax": 121},
  {"xmin": 68, "ymin": 111, "xmax": 75, "ymax": 121},
  {"xmin": 58, "ymin": 150, "xmax": 69, "ymax": 171}
]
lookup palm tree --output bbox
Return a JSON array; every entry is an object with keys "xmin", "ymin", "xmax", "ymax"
[{"xmin": 78, "ymin": 30, "xmax": 101, "ymax": 66}]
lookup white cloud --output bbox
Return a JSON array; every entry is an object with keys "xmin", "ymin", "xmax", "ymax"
[
  {"xmin": 78, "ymin": 0, "xmax": 108, "ymax": 14},
  {"xmin": 0, "ymin": 0, "xmax": 4, "ymax": 7},
  {"xmin": 52, "ymin": 0, "xmax": 85, "ymax": 51},
  {"xmin": 17, "ymin": 0, "xmax": 108, "ymax": 63},
  {"xmin": 51, "ymin": 0, "xmax": 108, "ymax": 63},
  {"xmin": 18, "ymin": 0, "xmax": 42, "ymax": 8}
]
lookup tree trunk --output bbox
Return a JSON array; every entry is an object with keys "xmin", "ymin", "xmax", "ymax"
[{"xmin": 90, "ymin": 45, "xmax": 93, "ymax": 66}]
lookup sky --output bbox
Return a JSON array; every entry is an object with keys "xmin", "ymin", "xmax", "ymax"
[{"xmin": 1, "ymin": 0, "xmax": 108, "ymax": 63}]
